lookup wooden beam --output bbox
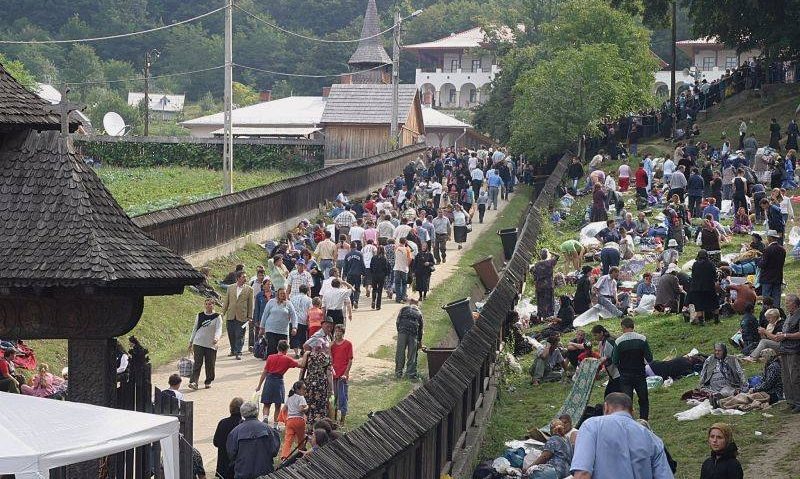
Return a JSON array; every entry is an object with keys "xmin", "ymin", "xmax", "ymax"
[{"xmin": 75, "ymin": 134, "xmax": 324, "ymax": 146}]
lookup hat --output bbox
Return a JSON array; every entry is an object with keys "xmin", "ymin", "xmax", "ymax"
[
  {"xmin": 667, "ymin": 239, "xmax": 678, "ymax": 247},
  {"xmin": 767, "ymin": 230, "xmax": 781, "ymax": 238},
  {"xmin": 296, "ymin": 259, "xmax": 306, "ymax": 266},
  {"xmin": 322, "ymin": 316, "xmax": 334, "ymax": 324},
  {"xmin": 666, "ymin": 264, "xmax": 679, "ymax": 274}
]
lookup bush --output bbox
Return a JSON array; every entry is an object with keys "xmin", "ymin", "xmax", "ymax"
[{"xmin": 76, "ymin": 141, "xmax": 323, "ymax": 171}]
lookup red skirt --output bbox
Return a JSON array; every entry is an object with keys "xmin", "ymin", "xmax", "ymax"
[{"xmin": 618, "ymin": 177, "xmax": 630, "ymax": 191}]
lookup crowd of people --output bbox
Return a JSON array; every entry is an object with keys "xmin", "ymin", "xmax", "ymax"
[
  {"xmin": 490, "ymin": 111, "xmax": 800, "ymax": 479},
  {"xmin": 182, "ymin": 145, "xmax": 528, "ymax": 479}
]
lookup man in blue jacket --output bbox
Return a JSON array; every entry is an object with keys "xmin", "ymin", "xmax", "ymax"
[{"xmin": 226, "ymin": 401, "xmax": 280, "ymax": 479}]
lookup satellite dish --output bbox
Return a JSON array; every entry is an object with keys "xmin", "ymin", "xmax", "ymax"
[{"xmin": 103, "ymin": 112, "xmax": 127, "ymax": 136}]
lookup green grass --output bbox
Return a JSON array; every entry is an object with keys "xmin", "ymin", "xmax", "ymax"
[
  {"xmin": 28, "ymin": 243, "xmax": 271, "ymax": 374},
  {"xmin": 96, "ymin": 166, "xmax": 303, "ymax": 216},
  {"xmin": 481, "ymin": 169, "xmax": 800, "ymax": 475},
  {"xmin": 342, "ymin": 186, "xmax": 535, "ymax": 430}
]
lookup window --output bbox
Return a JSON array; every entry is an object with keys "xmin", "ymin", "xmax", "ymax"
[
  {"xmin": 469, "ymin": 89, "xmax": 478, "ymax": 103},
  {"xmin": 471, "ymin": 59, "xmax": 481, "ymax": 73},
  {"xmin": 725, "ymin": 56, "xmax": 738, "ymax": 69},
  {"xmin": 702, "ymin": 57, "xmax": 715, "ymax": 71},
  {"xmin": 450, "ymin": 59, "xmax": 460, "ymax": 72},
  {"xmin": 448, "ymin": 89, "xmax": 457, "ymax": 104}
]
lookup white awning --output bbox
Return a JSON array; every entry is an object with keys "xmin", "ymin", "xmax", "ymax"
[
  {"xmin": 0, "ymin": 392, "xmax": 180, "ymax": 479},
  {"xmin": 210, "ymin": 126, "xmax": 321, "ymax": 137}
]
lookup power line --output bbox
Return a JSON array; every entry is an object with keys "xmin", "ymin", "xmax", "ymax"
[
  {"xmin": 0, "ymin": 6, "xmax": 226, "ymax": 44},
  {"xmin": 66, "ymin": 65, "xmax": 225, "ymax": 86},
  {"xmin": 234, "ymin": 62, "xmax": 386, "ymax": 78},
  {"xmin": 234, "ymin": 4, "xmax": 418, "ymax": 44}
]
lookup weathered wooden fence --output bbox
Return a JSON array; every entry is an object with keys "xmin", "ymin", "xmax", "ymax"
[
  {"xmin": 264, "ymin": 152, "xmax": 572, "ymax": 479},
  {"xmin": 132, "ymin": 144, "xmax": 426, "ymax": 256}
]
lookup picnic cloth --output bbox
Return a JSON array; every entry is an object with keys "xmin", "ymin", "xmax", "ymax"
[
  {"xmin": 573, "ymin": 304, "xmax": 615, "ymax": 327},
  {"xmin": 532, "ymin": 358, "xmax": 601, "ymax": 440},
  {"xmin": 674, "ymin": 399, "xmax": 748, "ymax": 421}
]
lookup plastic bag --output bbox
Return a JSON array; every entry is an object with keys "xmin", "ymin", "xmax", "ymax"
[
  {"xmin": 492, "ymin": 457, "xmax": 511, "ymax": 473},
  {"xmin": 178, "ymin": 357, "xmax": 193, "ymax": 378},
  {"xmin": 634, "ymin": 294, "xmax": 656, "ymax": 315},
  {"xmin": 646, "ymin": 376, "xmax": 664, "ymax": 390},
  {"xmin": 789, "ymin": 226, "xmax": 800, "ymax": 246}
]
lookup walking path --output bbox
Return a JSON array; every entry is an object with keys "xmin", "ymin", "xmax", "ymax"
[{"xmin": 152, "ymin": 194, "xmax": 515, "ymax": 469}]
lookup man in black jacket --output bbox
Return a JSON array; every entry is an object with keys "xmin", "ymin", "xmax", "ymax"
[
  {"xmin": 213, "ymin": 397, "xmax": 243, "ymax": 479},
  {"xmin": 611, "ymin": 317, "xmax": 654, "ymax": 419},
  {"xmin": 567, "ymin": 156, "xmax": 584, "ymax": 191},
  {"xmin": 760, "ymin": 230, "xmax": 787, "ymax": 307},
  {"xmin": 395, "ymin": 299, "xmax": 424, "ymax": 379}
]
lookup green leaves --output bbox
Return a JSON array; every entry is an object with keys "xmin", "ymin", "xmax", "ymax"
[{"xmin": 502, "ymin": 0, "xmax": 659, "ymax": 159}]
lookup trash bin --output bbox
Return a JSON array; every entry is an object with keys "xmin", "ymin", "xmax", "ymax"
[
  {"xmin": 423, "ymin": 347, "xmax": 455, "ymax": 378},
  {"xmin": 442, "ymin": 297, "xmax": 474, "ymax": 341},
  {"xmin": 471, "ymin": 256, "xmax": 499, "ymax": 291},
  {"xmin": 498, "ymin": 228, "xmax": 518, "ymax": 261}
]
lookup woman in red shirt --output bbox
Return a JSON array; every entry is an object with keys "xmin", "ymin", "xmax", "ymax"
[{"xmin": 256, "ymin": 340, "xmax": 306, "ymax": 424}]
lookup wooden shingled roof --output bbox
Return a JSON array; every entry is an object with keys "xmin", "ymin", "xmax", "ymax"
[
  {"xmin": 0, "ymin": 130, "xmax": 204, "ymax": 291},
  {"xmin": 0, "ymin": 63, "xmax": 63, "ymax": 131},
  {"xmin": 348, "ymin": 0, "xmax": 391, "ymax": 66},
  {"xmin": 320, "ymin": 83, "xmax": 419, "ymax": 124}
]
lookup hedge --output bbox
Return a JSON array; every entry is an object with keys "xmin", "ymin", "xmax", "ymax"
[{"xmin": 75, "ymin": 141, "xmax": 324, "ymax": 172}]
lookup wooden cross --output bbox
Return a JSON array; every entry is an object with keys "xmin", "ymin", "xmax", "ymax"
[{"xmin": 44, "ymin": 83, "xmax": 84, "ymax": 137}]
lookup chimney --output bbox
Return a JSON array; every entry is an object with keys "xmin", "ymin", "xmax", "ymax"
[
  {"xmin": 322, "ymin": 87, "xmax": 331, "ymax": 98},
  {"xmin": 259, "ymin": 90, "xmax": 272, "ymax": 102}
]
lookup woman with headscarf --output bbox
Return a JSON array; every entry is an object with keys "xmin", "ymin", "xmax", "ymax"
[
  {"xmin": 590, "ymin": 183, "xmax": 608, "ymax": 222},
  {"xmin": 688, "ymin": 250, "xmax": 720, "ymax": 324},
  {"xmin": 532, "ymin": 249, "xmax": 559, "ymax": 320},
  {"xmin": 528, "ymin": 418, "xmax": 574, "ymax": 478},
  {"xmin": 698, "ymin": 343, "xmax": 748, "ymax": 399},
  {"xmin": 413, "ymin": 242, "xmax": 435, "ymax": 301},
  {"xmin": 787, "ymin": 120, "xmax": 800, "ymax": 151},
  {"xmin": 769, "ymin": 118, "xmax": 782, "ymax": 151},
  {"xmin": 572, "ymin": 265, "xmax": 593, "ymax": 315},
  {"xmin": 750, "ymin": 348, "xmax": 783, "ymax": 404},
  {"xmin": 267, "ymin": 255, "xmax": 289, "ymax": 291},
  {"xmin": 700, "ymin": 423, "xmax": 744, "ymax": 479},
  {"xmin": 700, "ymin": 215, "xmax": 721, "ymax": 251}
]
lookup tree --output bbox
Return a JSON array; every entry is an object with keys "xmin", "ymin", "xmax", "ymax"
[
  {"xmin": 232, "ymin": 82, "xmax": 260, "ymax": 107},
  {"xmin": 83, "ymin": 87, "xmax": 141, "ymax": 132},
  {"xmin": 541, "ymin": 0, "xmax": 659, "ymax": 110},
  {"xmin": 60, "ymin": 44, "xmax": 106, "ymax": 99},
  {"xmin": 0, "ymin": 53, "xmax": 36, "ymax": 89},
  {"xmin": 510, "ymin": 44, "xmax": 636, "ymax": 158},
  {"xmin": 687, "ymin": 0, "xmax": 800, "ymax": 60}
]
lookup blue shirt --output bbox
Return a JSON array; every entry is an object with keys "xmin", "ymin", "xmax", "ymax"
[
  {"xmin": 570, "ymin": 411, "xmax": 673, "ymax": 479},
  {"xmin": 260, "ymin": 298, "xmax": 298, "ymax": 334},
  {"xmin": 488, "ymin": 173, "xmax": 503, "ymax": 188},
  {"xmin": 702, "ymin": 205, "xmax": 720, "ymax": 222}
]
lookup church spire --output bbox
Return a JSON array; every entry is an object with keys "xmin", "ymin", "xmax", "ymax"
[{"xmin": 348, "ymin": 0, "xmax": 391, "ymax": 67}]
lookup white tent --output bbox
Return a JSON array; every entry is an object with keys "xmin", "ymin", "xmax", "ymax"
[{"xmin": 0, "ymin": 392, "xmax": 180, "ymax": 479}]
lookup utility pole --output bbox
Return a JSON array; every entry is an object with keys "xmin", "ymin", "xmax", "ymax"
[
  {"xmin": 390, "ymin": 8, "xmax": 400, "ymax": 146},
  {"xmin": 143, "ymin": 49, "xmax": 159, "ymax": 137},
  {"xmin": 670, "ymin": 0, "xmax": 677, "ymax": 139},
  {"xmin": 222, "ymin": 0, "xmax": 234, "ymax": 194}
]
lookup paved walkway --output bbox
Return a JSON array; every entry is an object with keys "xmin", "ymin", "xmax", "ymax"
[{"xmin": 152, "ymin": 194, "xmax": 515, "ymax": 469}]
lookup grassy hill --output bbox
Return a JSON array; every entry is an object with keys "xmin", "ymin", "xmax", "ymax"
[{"xmin": 641, "ymin": 82, "xmax": 800, "ymax": 157}]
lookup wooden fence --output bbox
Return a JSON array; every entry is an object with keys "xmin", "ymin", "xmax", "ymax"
[
  {"xmin": 132, "ymin": 144, "xmax": 426, "ymax": 256},
  {"xmin": 264, "ymin": 152, "xmax": 572, "ymax": 479}
]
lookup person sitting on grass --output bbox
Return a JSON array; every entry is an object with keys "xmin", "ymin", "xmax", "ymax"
[
  {"xmin": 531, "ymin": 333, "xmax": 568, "ymax": 386},
  {"xmin": 743, "ymin": 308, "xmax": 784, "ymax": 362},
  {"xmin": 750, "ymin": 348, "xmax": 783, "ymax": 404},
  {"xmin": 528, "ymin": 418, "xmax": 574, "ymax": 479},
  {"xmin": 699, "ymin": 343, "xmax": 748, "ymax": 400}
]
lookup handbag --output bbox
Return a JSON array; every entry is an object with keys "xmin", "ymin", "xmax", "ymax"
[
  {"xmin": 466, "ymin": 223, "xmax": 473, "ymax": 233},
  {"xmin": 177, "ymin": 357, "xmax": 193, "ymax": 378},
  {"xmin": 253, "ymin": 335, "xmax": 268, "ymax": 359}
]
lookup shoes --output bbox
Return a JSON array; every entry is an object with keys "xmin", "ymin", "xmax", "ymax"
[
  {"xmin": 188, "ymin": 382, "xmax": 198, "ymax": 390},
  {"xmin": 458, "ymin": 245, "xmax": 462, "ymax": 250},
  {"xmin": 235, "ymin": 355, "xmax": 242, "ymax": 360},
  {"xmin": 228, "ymin": 352, "xmax": 235, "ymax": 357},
  {"xmin": 204, "ymin": 384, "xmax": 211, "ymax": 389},
  {"xmin": 791, "ymin": 405, "xmax": 800, "ymax": 414}
]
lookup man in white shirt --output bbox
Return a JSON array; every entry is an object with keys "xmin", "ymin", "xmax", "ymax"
[
  {"xmin": 348, "ymin": 218, "xmax": 365, "ymax": 248},
  {"xmin": 428, "ymin": 179, "xmax": 443, "ymax": 210},
  {"xmin": 393, "ymin": 218, "xmax": 413, "ymax": 242},
  {"xmin": 322, "ymin": 278, "xmax": 353, "ymax": 325},
  {"xmin": 738, "ymin": 117, "xmax": 747, "ymax": 149},
  {"xmin": 286, "ymin": 260, "xmax": 313, "ymax": 296},
  {"xmin": 662, "ymin": 156, "xmax": 675, "ymax": 184},
  {"xmin": 592, "ymin": 267, "xmax": 628, "ymax": 317},
  {"xmin": 377, "ymin": 214, "xmax": 395, "ymax": 242},
  {"xmin": 393, "ymin": 238, "xmax": 412, "ymax": 302},
  {"xmin": 589, "ymin": 153, "xmax": 603, "ymax": 169},
  {"xmin": 470, "ymin": 166, "xmax": 485, "ymax": 198}
]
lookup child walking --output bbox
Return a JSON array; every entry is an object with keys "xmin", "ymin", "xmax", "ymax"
[{"xmin": 280, "ymin": 380, "xmax": 309, "ymax": 460}]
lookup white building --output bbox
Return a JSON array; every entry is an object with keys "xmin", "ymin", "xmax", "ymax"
[
  {"xmin": 127, "ymin": 92, "xmax": 185, "ymax": 120},
  {"xmin": 180, "ymin": 96, "xmax": 327, "ymax": 138},
  {"xmin": 421, "ymin": 106, "xmax": 492, "ymax": 148},
  {"xmin": 653, "ymin": 37, "xmax": 761, "ymax": 95},
  {"xmin": 404, "ymin": 27, "xmax": 500, "ymax": 109}
]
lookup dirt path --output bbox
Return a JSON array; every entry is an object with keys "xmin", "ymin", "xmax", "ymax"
[
  {"xmin": 152, "ymin": 194, "xmax": 515, "ymax": 469},
  {"xmin": 743, "ymin": 405, "xmax": 800, "ymax": 476}
]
